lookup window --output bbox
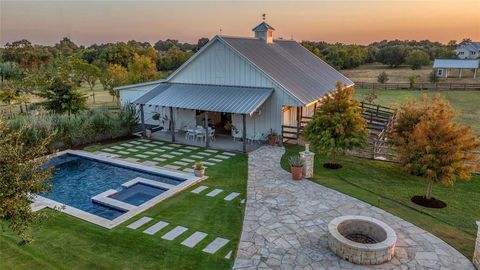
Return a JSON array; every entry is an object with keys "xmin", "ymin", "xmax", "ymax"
[
  {"xmin": 459, "ymin": 51, "xmax": 465, "ymax": 55},
  {"xmin": 437, "ymin": 69, "xmax": 443, "ymax": 76}
]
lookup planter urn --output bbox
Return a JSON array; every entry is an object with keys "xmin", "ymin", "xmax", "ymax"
[
  {"xmin": 268, "ymin": 136, "xmax": 277, "ymax": 146},
  {"xmin": 194, "ymin": 168, "xmax": 205, "ymax": 177},
  {"xmin": 291, "ymin": 166, "xmax": 303, "ymax": 180}
]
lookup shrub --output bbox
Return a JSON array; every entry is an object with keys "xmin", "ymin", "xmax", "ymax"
[
  {"xmin": 405, "ymin": 49, "xmax": 430, "ymax": 70},
  {"xmin": 377, "ymin": 71, "xmax": 389, "ymax": 83},
  {"xmin": 289, "ymin": 155, "xmax": 304, "ymax": 167}
]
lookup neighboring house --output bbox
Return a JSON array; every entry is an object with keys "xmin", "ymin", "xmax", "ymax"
[
  {"xmin": 455, "ymin": 42, "xmax": 480, "ymax": 59},
  {"xmin": 115, "ymin": 21, "xmax": 352, "ymax": 152},
  {"xmin": 433, "ymin": 59, "xmax": 479, "ymax": 78}
]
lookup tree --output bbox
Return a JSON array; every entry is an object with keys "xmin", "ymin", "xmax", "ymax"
[
  {"xmin": 363, "ymin": 88, "xmax": 377, "ymax": 104},
  {"xmin": 54, "ymin": 37, "xmax": 79, "ymax": 57},
  {"xmin": 195, "ymin": 38, "xmax": 209, "ymax": 52},
  {"xmin": 0, "ymin": 62, "xmax": 22, "ymax": 85},
  {"xmin": 156, "ymin": 46, "xmax": 192, "ymax": 71},
  {"xmin": 0, "ymin": 119, "xmax": 53, "ymax": 243},
  {"xmin": 429, "ymin": 71, "xmax": 439, "ymax": 84},
  {"xmin": 376, "ymin": 45, "xmax": 408, "ymax": 67},
  {"xmin": 154, "ymin": 39, "xmax": 179, "ymax": 52},
  {"xmin": 303, "ymin": 82, "xmax": 369, "ymax": 168},
  {"xmin": 408, "ymin": 74, "xmax": 417, "ymax": 89},
  {"xmin": 0, "ymin": 86, "xmax": 19, "ymax": 118},
  {"xmin": 127, "ymin": 54, "xmax": 158, "ymax": 84},
  {"xmin": 101, "ymin": 64, "xmax": 128, "ymax": 105},
  {"xmin": 377, "ymin": 71, "xmax": 389, "ymax": 83},
  {"xmin": 73, "ymin": 60, "xmax": 101, "ymax": 104},
  {"xmin": 405, "ymin": 50, "xmax": 430, "ymax": 70},
  {"xmin": 389, "ymin": 95, "xmax": 479, "ymax": 202},
  {"xmin": 38, "ymin": 77, "xmax": 87, "ymax": 115}
]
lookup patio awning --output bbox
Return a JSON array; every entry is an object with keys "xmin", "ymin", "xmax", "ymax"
[{"xmin": 132, "ymin": 83, "xmax": 273, "ymax": 115}]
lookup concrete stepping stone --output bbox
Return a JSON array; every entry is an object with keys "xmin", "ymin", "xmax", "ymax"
[
  {"xmin": 191, "ymin": 185, "xmax": 208, "ymax": 194},
  {"xmin": 204, "ymin": 149, "xmax": 218, "ymax": 153},
  {"xmin": 173, "ymin": 161, "xmax": 188, "ymax": 166},
  {"xmin": 134, "ymin": 154, "xmax": 148, "ymax": 158},
  {"xmin": 240, "ymin": 199, "xmax": 245, "ymax": 204},
  {"xmin": 181, "ymin": 158, "xmax": 195, "ymax": 163},
  {"xmin": 186, "ymin": 146, "xmax": 199, "ymax": 150},
  {"xmin": 153, "ymin": 148, "xmax": 165, "ymax": 152},
  {"xmin": 138, "ymin": 139, "xmax": 150, "ymax": 142},
  {"xmin": 224, "ymin": 192, "xmax": 240, "ymax": 201},
  {"xmin": 130, "ymin": 141, "xmax": 142, "ymax": 145},
  {"xmin": 117, "ymin": 151, "xmax": 130, "ymax": 155},
  {"xmin": 208, "ymin": 158, "xmax": 222, "ymax": 162},
  {"xmin": 189, "ymin": 155, "xmax": 204, "ymax": 159},
  {"xmin": 124, "ymin": 157, "xmax": 139, "ymax": 162},
  {"xmin": 127, "ymin": 217, "xmax": 153, "ymax": 229},
  {"xmin": 178, "ymin": 149, "xmax": 192, "ymax": 153},
  {"xmin": 222, "ymin": 152, "xmax": 236, "ymax": 156},
  {"xmin": 183, "ymin": 168, "xmax": 194, "ymax": 173},
  {"xmin": 112, "ymin": 146, "xmax": 123, "ymax": 150},
  {"xmin": 203, "ymin": 237, "xmax": 229, "ymax": 254},
  {"xmin": 144, "ymin": 151, "xmax": 157, "ymax": 155},
  {"xmin": 197, "ymin": 152, "xmax": 211, "ymax": 156},
  {"xmin": 170, "ymin": 151, "xmax": 183, "ymax": 156},
  {"xmin": 170, "ymin": 144, "xmax": 182, "ymax": 147},
  {"xmin": 215, "ymin": 155, "xmax": 230, "ymax": 159},
  {"xmin": 153, "ymin": 141, "xmax": 164, "ymax": 145},
  {"xmin": 153, "ymin": 157, "xmax": 166, "ymax": 162},
  {"xmin": 206, "ymin": 189, "xmax": 223, "ymax": 197},
  {"xmin": 143, "ymin": 221, "xmax": 169, "ymax": 235},
  {"xmin": 203, "ymin": 161, "xmax": 215, "ymax": 166},
  {"xmin": 136, "ymin": 146, "xmax": 147, "ymax": 150},
  {"xmin": 126, "ymin": 148, "xmax": 139, "ymax": 152},
  {"xmin": 121, "ymin": 143, "xmax": 134, "ymax": 147},
  {"xmin": 103, "ymin": 148, "xmax": 115, "ymax": 152},
  {"xmin": 161, "ymin": 146, "xmax": 174, "ymax": 150},
  {"xmin": 164, "ymin": 164, "xmax": 181, "ymax": 170},
  {"xmin": 225, "ymin": 250, "xmax": 232, "ymax": 259},
  {"xmin": 162, "ymin": 154, "xmax": 174, "ymax": 158},
  {"xmin": 181, "ymin": 232, "xmax": 208, "ymax": 248},
  {"xmin": 142, "ymin": 161, "xmax": 158, "ymax": 166},
  {"xmin": 161, "ymin": 226, "xmax": 188, "ymax": 240},
  {"xmin": 144, "ymin": 143, "xmax": 156, "ymax": 147}
]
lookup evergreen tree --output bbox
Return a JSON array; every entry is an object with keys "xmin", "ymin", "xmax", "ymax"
[{"xmin": 38, "ymin": 77, "xmax": 87, "ymax": 115}]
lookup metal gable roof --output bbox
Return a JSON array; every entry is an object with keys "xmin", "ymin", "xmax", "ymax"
[
  {"xmin": 132, "ymin": 83, "xmax": 273, "ymax": 115},
  {"xmin": 433, "ymin": 59, "xmax": 480, "ymax": 69},
  {"xmin": 218, "ymin": 36, "xmax": 353, "ymax": 105},
  {"xmin": 252, "ymin": 22, "xmax": 275, "ymax": 31}
]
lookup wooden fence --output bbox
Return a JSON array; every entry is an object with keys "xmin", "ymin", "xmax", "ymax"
[{"xmin": 355, "ymin": 81, "xmax": 480, "ymax": 91}]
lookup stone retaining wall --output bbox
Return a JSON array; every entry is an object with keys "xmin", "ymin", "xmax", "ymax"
[{"xmin": 474, "ymin": 221, "xmax": 480, "ymax": 269}]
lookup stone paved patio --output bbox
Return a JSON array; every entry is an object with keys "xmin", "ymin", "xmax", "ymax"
[{"xmin": 233, "ymin": 146, "xmax": 475, "ymax": 270}]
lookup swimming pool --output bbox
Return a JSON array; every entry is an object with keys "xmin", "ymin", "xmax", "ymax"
[{"xmin": 41, "ymin": 153, "xmax": 186, "ymax": 220}]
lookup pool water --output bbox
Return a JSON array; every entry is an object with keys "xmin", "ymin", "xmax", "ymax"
[
  {"xmin": 109, "ymin": 183, "xmax": 167, "ymax": 206},
  {"xmin": 41, "ymin": 154, "xmax": 184, "ymax": 220}
]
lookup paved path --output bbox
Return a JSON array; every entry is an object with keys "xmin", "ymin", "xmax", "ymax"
[{"xmin": 233, "ymin": 146, "xmax": 474, "ymax": 270}]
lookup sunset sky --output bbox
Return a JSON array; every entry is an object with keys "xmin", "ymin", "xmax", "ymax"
[{"xmin": 1, "ymin": 0, "xmax": 479, "ymax": 46}]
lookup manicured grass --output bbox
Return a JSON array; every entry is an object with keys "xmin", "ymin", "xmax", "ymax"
[
  {"xmin": 354, "ymin": 88, "xmax": 480, "ymax": 133},
  {"xmin": 0, "ymin": 141, "xmax": 247, "ymax": 270},
  {"xmin": 281, "ymin": 145, "xmax": 480, "ymax": 259}
]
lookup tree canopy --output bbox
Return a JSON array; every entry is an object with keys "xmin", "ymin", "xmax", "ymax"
[{"xmin": 38, "ymin": 77, "xmax": 87, "ymax": 115}]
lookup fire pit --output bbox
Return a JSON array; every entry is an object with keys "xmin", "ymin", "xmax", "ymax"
[{"xmin": 328, "ymin": 215, "xmax": 397, "ymax": 265}]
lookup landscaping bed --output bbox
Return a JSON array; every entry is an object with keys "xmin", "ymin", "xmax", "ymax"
[{"xmin": 281, "ymin": 144, "xmax": 480, "ymax": 259}]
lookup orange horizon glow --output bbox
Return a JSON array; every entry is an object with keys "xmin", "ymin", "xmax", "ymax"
[{"xmin": 1, "ymin": 0, "xmax": 479, "ymax": 46}]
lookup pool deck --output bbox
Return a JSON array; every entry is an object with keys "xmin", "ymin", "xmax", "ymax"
[{"xmin": 32, "ymin": 150, "xmax": 206, "ymax": 229}]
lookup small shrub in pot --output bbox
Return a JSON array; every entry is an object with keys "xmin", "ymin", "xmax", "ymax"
[
  {"xmin": 267, "ymin": 129, "xmax": 278, "ymax": 146},
  {"xmin": 193, "ymin": 161, "xmax": 205, "ymax": 177},
  {"xmin": 289, "ymin": 155, "xmax": 304, "ymax": 180}
]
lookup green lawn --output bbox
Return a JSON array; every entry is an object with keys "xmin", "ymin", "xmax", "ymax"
[
  {"xmin": 354, "ymin": 88, "xmax": 480, "ymax": 133},
  {"xmin": 0, "ymin": 140, "xmax": 247, "ymax": 270},
  {"xmin": 281, "ymin": 145, "xmax": 480, "ymax": 259}
]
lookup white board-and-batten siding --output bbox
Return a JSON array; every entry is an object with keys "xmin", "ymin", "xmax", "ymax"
[{"xmin": 169, "ymin": 39, "xmax": 302, "ymax": 137}]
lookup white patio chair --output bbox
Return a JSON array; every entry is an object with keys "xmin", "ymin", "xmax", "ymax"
[
  {"xmin": 195, "ymin": 129, "xmax": 206, "ymax": 143},
  {"xmin": 185, "ymin": 128, "xmax": 196, "ymax": 141},
  {"xmin": 208, "ymin": 129, "xmax": 216, "ymax": 142}
]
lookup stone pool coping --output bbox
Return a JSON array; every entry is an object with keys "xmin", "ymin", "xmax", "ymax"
[{"xmin": 32, "ymin": 150, "xmax": 207, "ymax": 229}]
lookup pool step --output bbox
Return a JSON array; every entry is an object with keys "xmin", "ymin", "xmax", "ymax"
[
  {"xmin": 122, "ymin": 177, "xmax": 175, "ymax": 190},
  {"xmin": 91, "ymin": 189, "xmax": 136, "ymax": 212}
]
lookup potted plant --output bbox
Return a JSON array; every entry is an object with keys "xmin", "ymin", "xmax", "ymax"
[
  {"xmin": 152, "ymin": 113, "xmax": 161, "ymax": 127},
  {"xmin": 193, "ymin": 161, "xmax": 205, "ymax": 177},
  {"xmin": 267, "ymin": 129, "xmax": 278, "ymax": 146},
  {"xmin": 289, "ymin": 155, "xmax": 304, "ymax": 180}
]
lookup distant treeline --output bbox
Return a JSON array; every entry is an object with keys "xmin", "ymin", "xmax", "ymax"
[{"xmin": 301, "ymin": 39, "xmax": 460, "ymax": 69}]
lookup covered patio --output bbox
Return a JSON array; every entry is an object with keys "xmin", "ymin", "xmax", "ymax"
[{"xmin": 132, "ymin": 83, "xmax": 273, "ymax": 153}]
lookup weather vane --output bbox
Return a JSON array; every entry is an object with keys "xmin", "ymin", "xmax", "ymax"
[{"xmin": 262, "ymin": 13, "xmax": 266, "ymax": 21}]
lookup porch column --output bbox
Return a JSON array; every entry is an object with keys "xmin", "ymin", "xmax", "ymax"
[
  {"xmin": 474, "ymin": 68, "xmax": 477, "ymax": 79},
  {"xmin": 140, "ymin": 104, "xmax": 146, "ymax": 137},
  {"xmin": 242, "ymin": 114, "xmax": 247, "ymax": 153},
  {"xmin": 204, "ymin": 111, "xmax": 209, "ymax": 148},
  {"xmin": 296, "ymin": 107, "xmax": 302, "ymax": 144},
  {"xmin": 459, "ymin": 68, "xmax": 463, "ymax": 78},
  {"xmin": 170, "ymin": 107, "xmax": 175, "ymax": 142}
]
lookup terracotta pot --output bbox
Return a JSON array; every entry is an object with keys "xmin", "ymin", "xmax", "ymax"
[
  {"xmin": 291, "ymin": 166, "xmax": 303, "ymax": 180},
  {"xmin": 268, "ymin": 136, "xmax": 277, "ymax": 146},
  {"xmin": 194, "ymin": 168, "xmax": 205, "ymax": 177}
]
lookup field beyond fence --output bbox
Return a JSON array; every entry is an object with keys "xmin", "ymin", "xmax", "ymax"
[{"xmin": 355, "ymin": 82, "xmax": 480, "ymax": 91}]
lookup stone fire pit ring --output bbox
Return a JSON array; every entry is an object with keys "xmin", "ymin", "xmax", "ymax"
[{"xmin": 328, "ymin": 215, "xmax": 397, "ymax": 265}]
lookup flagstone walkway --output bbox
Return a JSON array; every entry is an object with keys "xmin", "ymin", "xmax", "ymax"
[{"xmin": 233, "ymin": 146, "xmax": 475, "ymax": 269}]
